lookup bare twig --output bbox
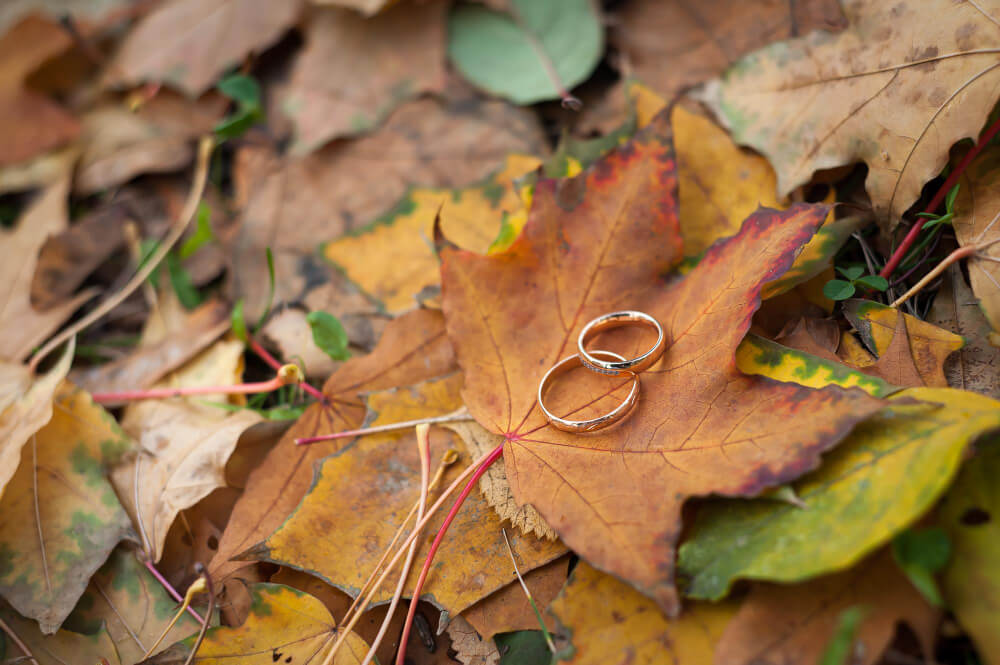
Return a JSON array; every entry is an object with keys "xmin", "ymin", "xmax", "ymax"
[{"xmin": 0, "ymin": 617, "xmax": 39, "ymax": 665}]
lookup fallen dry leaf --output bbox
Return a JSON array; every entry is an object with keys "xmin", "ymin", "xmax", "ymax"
[
  {"xmin": 311, "ymin": 0, "xmax": 393, "ymax": 17},
  {"xmin": 0, "ymin": 14, "xmax": 80, "ymax": 167},
  {"xmin": 930, "ymin": 266, "xmax": 1000, "ymax": 398},
  {"xmin": 547, "ymin": 561, "xmax": 736, "ymax": 665},
  {"xmin": 208, "ymin": 308, "xmax": 455, "ymax": 589},
  {"xmin": 858, "ymin": 309, "xmax": 927, "ymax": 387},
  {"xmin": 283, "ymin": 0, "xmax": 447, "ymax": 153},
  {"xmin": 613, "ymin": 0, "xmax": 845, "ymax": 104},
  {"xmin": 0, "ymin": 597, "xmax": 121, "ymax": 665},
  {"xmin": 953, "ymin": 145, "xmax": 1000, "ymax": 332},
  {"xmin": 0, "ymin": 340, "xmax": 72, "ymax": 499},
  {"xmin": 698, "ymin": 0, "xmax": 1000, "ymax": 226},
  {"xmin": 774, "ymin": 316, "xmax": 841, "ymax": 363},
  {"xmin": 446, "ymin": 616, "xmax": 499, "ymax": 665},
  {"xmin": 104, "ymin": 0, "xmax": 302, "ymax": 96},
  {"xmin": 258, "ymin": 373, "xmax": 566, "ymax": 617},
  {"xmin": 440, "ymin": 111, "xmax": 883, "ymax": 613},
  {"xmin": 715, "ymin": 550, "xmax": 937, "ymax": 665},
  {"xmin": 231, "ymin": 94, "xmax": 547, "ymax": 319},
  {"xmin": 462, "ymin": 556, "xmax": 568, "ymax": 639},
  {"xmin": 0, "ymin": 382, "xmax": 132, "ymax": 633},
  {"xmin": 0, "ymin": 174, "xmax": 93, "ymax": 362}
]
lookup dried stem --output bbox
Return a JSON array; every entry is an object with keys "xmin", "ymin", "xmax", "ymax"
[
  {"xmin": 502, "ymin": 528, "xmax": 555, "ymax": 653},
  {"xmin": 91, "ymin": 364, "xmax": 302, "ymax": 404},
  {"xmin": 142, "ymin": 577, "xmax": 207, "ymax": 660},
  {"xmin": 890, "ymin": 241, "xmax": 1000, "ymax": 308},
  {"xmin": 395, "ymin": 445, "xmax": 504, "ymax": 665},
  {"xmin": 0, "ymin": 617, "xmax": 39, "ymax": 665},
  {"xmin": 296, "ymin": 408, "xmax": 470, "ymax": 445},
  {"xmin": 29, "ymin": 136, "xmax": 214, "ymax": 372},
  {"xmin": 144, "ymin": 560, "xmax": 205, "ymax": 624},
  {"xmin": 182, "ymin": 565, "xmax": 215, "ymax": 665}
]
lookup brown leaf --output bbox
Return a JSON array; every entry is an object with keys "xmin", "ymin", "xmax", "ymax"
[
  {"xmin": 698, "ymin": 0, "xmax": 1000, "ymax": 226},
  {"xmin": 446, "ymin": 616, "xmax": 499, "ymax": 665},
  {"xmin": 440, "ymin": 111, "xmax": 884, "ymax": 614},
  {"xmin": 462, "ymin": 556, "xmax": 569, "ymax": 639},
  {"xmin": 774, "ymin": 317, "xmax": 841, "ymax": 363},
  {"xmin": 953, "ymin": 145, "xmax": 1000, "ymax": 332},
  {"xmin": 260, "ymin": 308, "xmax": 344, "ymax": 379},
  {"xmin": 231, "ymin": 94, "xmax": 547, "ymax": 319},
  {"xmin": 104, "ymin": 0, "xmax": 302, "ymax": 96},
  {"xmin": 613, "ymin": 0, "xmax": 845, "ymax": 103},
  {"xmin": 860, "ymin": 310, "xmax": 926, "ymax": 388},
  {"xmin": 282, "ymin": 0, "xmax": 447, "ymax": 153},
  {"xmin": 715, "ymin": 550, "xmax": 938, "ymax": 665},
  {"xmin": 208, "ymin": 308, "xmax": 456, "ymax": 588},
  {"xmin": 929, "ymin": 265, "xmax": 1000, "ymax": 398},
  {"xmin": 0, "ymin": 174, "xmax": 93, "ymax": 362},
  {"xmin": 310, "ymin": 0, "xmax": 393, "ymax": 17},
  {"xmin": 0, "ymin": 14, "xmax": 80, "ymax": 166}
]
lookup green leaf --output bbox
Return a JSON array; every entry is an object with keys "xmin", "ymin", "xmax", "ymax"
[
  {"xmin": 446, "ymin": 0, "xmax": 602, "ymax": 104},
  {"xmin": 819, "ymin": 606, "xmax": 865, "ymax": 665},
  {"xmin": 495, "ymin": 631, "xmax": 553, "ymax": 665},
  {"xmin": 214, "ymin": 74, "xmax": 263, "ymax": 140},
  {"xmin": 677, "ymin": 388, "xmax": 1000, "ymax": 601},
  {"xmin": 823, "ymin": 279, "xmax": 856, "ymax": 300},
  {"xmin": 893, "ymin": 527, "xmax": 951, "ymax": 607},
  {"xmin": 945, "ymin": 182, "xmax": 961, "ymax": 213},
  {"xmin": 836, "ymin": 265, "xmax": 865, "ymax": 281},
  {"xmin": 179, "ymin": 202, "xmax": 215, "ymax": 259},
  {"xmin": 306, "ymin": 311, "xmax": 351, "ymax": 361},
  {"xmin": 214, "ymin": 108, "xmax": 261, "ymax": 140},
  {"xmin": 166, "ymin": 252, "xmax": 203, "ymax": 309},
  {"xmin": 230, "ymin": 298, "xmax": 248, "ymax": 343},
  {"xmin": 855, "ymin": 274, "xmax": 889, "ymax": 291},
  {"xmin": 217, "ymin": 74, "xmax": 261, "ymax": 106}
]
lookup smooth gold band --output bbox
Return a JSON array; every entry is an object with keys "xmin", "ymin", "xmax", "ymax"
[
  {"xmin": 538, "ymin": 350, "xmax": 640, "ymax": 433},
  {"xmin": 577, "ymin": 310, "xmax": 665, "ymax": 376}
]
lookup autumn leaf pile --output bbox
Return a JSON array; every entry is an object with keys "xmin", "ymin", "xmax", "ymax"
[{"xmin": 2, "ymin": 0, "xmax": 1000, "ymax": 664}]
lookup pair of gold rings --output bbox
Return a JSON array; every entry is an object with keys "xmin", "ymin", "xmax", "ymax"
[{"xmin": 538, "ymin": 311, "xmax": 666, "ymax": 433}]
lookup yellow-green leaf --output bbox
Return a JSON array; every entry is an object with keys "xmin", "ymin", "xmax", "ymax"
[
  {"xmin": 677, "ymin": 388, "xmax": 1000, "ymax": 601},
  {"xmin": 0, "ymin": 598, "xmax": 121, "ymax": 665}
]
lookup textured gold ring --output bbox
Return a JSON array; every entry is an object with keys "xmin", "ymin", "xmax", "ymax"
[
  {"xmin": 577, "ymin": 310, "xmax": 665, "ymax": 376},
  {"xmin": 538, "ymin": 350, "xmax": 640, "ymax": 433}
]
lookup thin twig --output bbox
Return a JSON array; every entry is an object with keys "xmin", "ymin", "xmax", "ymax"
[
  {"xmin": 891, "ymin": 244, "xmax": 984, "ymax": 308},
  {"xmin": 91, "ymin": 365, "xmax": 301, "ymax": 404},
  {"xmin": 182, "ymin": 564, "xmax": 215, "ymax": 665},
  {"xmin": 502, "ymin": 529, "xmax": 555, "ymax": 653},
  {"xmin": 144, "ymin": 560, "xmax": 205, "ymax": 624},
  {"xmin": 0, "ymin": 617, "xmax": 39, "ymax": 665},
  {"xmin": 142, "ymin": 577, "xmax": 207, "ymax": 660},
  {"xmin": 29, "ymin": 136, "xmax": 214, "ymax": 372},
  {"xmin": 296, "ymin": 408, "xmax": 470, "ymax": 445}
]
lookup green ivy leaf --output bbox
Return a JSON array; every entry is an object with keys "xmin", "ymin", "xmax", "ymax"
[
  {"xmin": 855, "ymin": 274, "xmax": 889, "ymax": 291},
  {"xmin": 823, "ymin": 279, "xmax": 856, "ymax": 301},
  {"xmin": 306, "ymin": 311, "xmax": 351, "ymax": 361}
]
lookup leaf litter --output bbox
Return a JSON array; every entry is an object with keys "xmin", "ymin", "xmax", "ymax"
[{"xmin": 1, "ymin": 1, "xmax": 1000, "ymax": 664}]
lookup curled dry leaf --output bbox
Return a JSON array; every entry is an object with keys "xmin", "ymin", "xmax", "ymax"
[
  {"xmin": 930, "ymin": 266, "xmax": 1000, "ymax": 398},
  {"xmin": 104, "ymin": 0, "xmax": 302, "ymax": 97},
  {"xmin": 443, "ymin": 419, "xmax": 556, "ymax": 541},
  {"xmin": 208, "ymin": 309, "xmax": 455, "ymax": 589},
  {"xmin": 953, "ymin": 145, "xmax": 1000, "ymax": 333},
  {"xmin": 698, "ymin": 0, "xmax": 1000, "ymax": 226},
  {"xmin": 66, "ymin": 546, "xmax": 199, "ymax": 664},
  {"xmin": 547, "ymin": 561, "xmax": 736, "ymax": 665},
  {"xmin": 0, "ymin": 340, "xmax": 72, "ymax": 499},
  {"xmin": 940, "ymin": 439, "xmax": 1000, "ymax": 664},
  {"xmin": 258, "ymin": 374, "xmax": 566, "ymax": 616},
  {"xmin": 462, "ymin": 556, "xmax": 568, "ymax": 639},
  {"xmin": 677, "ymin": 388, "xmax": 1000, "ymax": 601},
  {"xmin": 283, "ymin": 0, "xmax": 447, "ymax": 154},
  {"xmin": 440, "ymin": 110, "xmax": 883, "ymax": 613},
  {"xmin": 0, "ymin": 174, "xmax": 93, "ymax": 362},
  {"xmin": 0, "ymin": 14, "xmax": 80, "ymax": 167},
  {"xmin": 0, "ymin": 597, "xmax": 121, "ymax": 665},
  {"xmin": 147, "ymin": 583, "xmax": 370, "ymax": 665},
  {"xmin": 715, "ymin": 549, "xmax": 938, "ymax": 665},
  {"xmin": 445, "ymin": 616, "xmax": 499, "ymax": 665},
  {"xmin": 0, "ymin": 383, "xmax": 132, "ymax": 633}
]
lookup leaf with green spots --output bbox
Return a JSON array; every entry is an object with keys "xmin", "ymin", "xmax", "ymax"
[
  {"xmin": 0, "ymin": 598, "xmax": 121, "ymax": 665},
  {"xmin": 677, "ymin": 388, "xmax": 1000, "ymax": 601},
  {"xmin": 306, "ymin": 311, "xmax": 351, "ymax": 361},
  {"xmin": 940, "ymin": 438, "xmax": 1000, "ymax": 662},
  {"xmin": 447, "ymin": 0, "xmax": 603, "ymax": 104},
  {"xmin": 735, "ymin": 334, "xmax": 895, "ymax": 397},
  {"xmin": 147, "ymin": 583, "xmax": 369, "ymax": 665},
  {"xmin": 0, "ymin": 383, "xmax": 132, "ymax": 633},
  {"xmin": 65, "ymin": 546, "xmax": 199, "ymax": 663}
]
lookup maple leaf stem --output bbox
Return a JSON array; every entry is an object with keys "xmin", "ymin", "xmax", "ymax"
[
  {"xmin": 141, "ymin": 576, "xmax": 207, "ymax": 660},
  {"xmin": 0, "ymin": 617, "xmax": 39, "ymax": 665},
  {"xmin": 890, "ymin": 244, "xmax": 980, "ymax": 308},
  {"xmin": 28, "ymin": 136, "xmax": 214, "ymax": 373},
  {"xmin": 143, "ymin": 560, "xmax": 205, "ymax": 624},
  {"xmin": 395, "ymin": 444, "xmax": 504, "ymax": 665},
  {"xmin": 295, "ymin": 408, "xmax": 470, "ymax": 444},
  {"xmin": 248, "ymin": 337, "xmax": 328, "ymax": 405},
  {"xmin": 881, "ymin": 113, "xmax": 1000, "ymax": 279},
  {"xmin": 90, "ymin": 364, "xmax": 302, "ymax": 404}
]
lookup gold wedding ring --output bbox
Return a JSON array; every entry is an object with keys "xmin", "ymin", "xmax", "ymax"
[
  {"xmin": 577, "ymin": 310, "xmax": 666, "ymax": 376},
  {"xmin": 538, "ymin": 351, "xmax": 640, "ymax": 433}
]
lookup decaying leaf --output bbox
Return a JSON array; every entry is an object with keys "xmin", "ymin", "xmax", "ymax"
[
  {"xmin": 66, "ymin": 546, "xmax": 199, "ymax": 664},
  {"xmin": 612, "ymin": 0, "xmax": 845, "ymax": 104},
  {"xmin": 953, "ymin": 145, "xmax": 1000, "ymax": 332},
  {"xmin": 208, "ymin": 309, "xmax": 455, "ymax": 590},
  {"xmin": 940, "ymin": 438, "xmax": 1000, "ymax": 664},
  {"xmin": 677, "ymin": 388, "xmax": 1000, "ymax": 601},
  {"xmin": 0, "ymin": 597, "xmax": 121, "ymax": 665},
  {"xmin": 930, "ymin": 266, "xmax": 1000, "ymax": 398},
  {"xmin": 445, "ymin": 615, "xmax": 499, "ymax": 665},
  {"xmin": 547, "ymin": 561, "xmax": 736, "ymax": 665},
  {"xmin": 148, "ymin": 582, "xmax": 369, "ymax": 665},
  {"xmin": 698, "ymin": 0, "xmax": 1000, "ymax": 226},
  {"xmin": 0, "ymin": 340, "xmax": 72, "ymax": 499},
  {"xmin": 440, "ymin": 111, "xmax": 883, "ymax": 613},
  {"xmin": 0, "ymin": 14, "xmax": 80, "ymax": 167},
  {"xmin": 283, "ymin": 0, "xmax": 447, "ymax": 153},
  {"xmin": 112, "ymin": 338, "xmax": 262, "ymax": 561},
  {"xmin": 258, "ymin": 373, "xmax": 566, "ymax": 616},
  {"xmin": 0, "ymin": 382, "xmax": 132, "ymax": 633},
  {"xmin": 104, "ymin": 0, "xmax": 302, "ymax": 96},
  {"xmin": 0, "ymin": 174, "xmax": 92, "ymax": 362},
  {"xmin": 462, "ymin": 556, "xmax": 568, "ymax": 639},
  {"xmin": 715, "ymin": 550, "xmax": 938, "ymax": 665}
]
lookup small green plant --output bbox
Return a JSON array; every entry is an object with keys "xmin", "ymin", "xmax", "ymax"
[
  {"xmin": 214, "ymin": 74, "xmax": 264, "ymax": 140},
  {"xmin": 230, "ymin": 248, "xmax": 275, "ymax": 342},
  {"xmin": 823, "ymin": 265, "xmax": 889, "ymax": 301},
  {"xmin": 818, "ymin": 606, "xmax": 865, "ymax": 665},
  {"xmin": 915, "ymin": 183, "xmax": 960, "ymax": 230},
  {"xmin": 139, "ymin": 203, "xmax": 217, "ymax": 309},
  {"xmin": 306, "ymin": 311, "xmax": 351, "ymax": 361},
  {"xmin": 892, "ymin": 526, "xmax": 951, "ymax": 606}
]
